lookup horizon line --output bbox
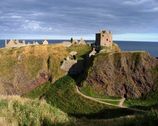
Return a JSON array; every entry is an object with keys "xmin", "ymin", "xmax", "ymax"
[{"xmin": 0, "ymin": 39, "xmax": 158, "ymax": 43}]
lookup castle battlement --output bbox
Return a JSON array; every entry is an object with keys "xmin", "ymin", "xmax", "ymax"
[
  {"xmin": 95, "ymin": 30, "xmax": 113, "ymax": 47},
  {"xmin": 5, "ymin": 39, "xmax": 49, "ymax": 48}
]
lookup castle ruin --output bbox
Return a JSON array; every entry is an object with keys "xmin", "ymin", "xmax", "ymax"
[
  {"xmin": 5, "ymin": 39, "xmax": 49, "ymax": 48},
  {"xmin": 43, "ymin": 40, "xmax": 49, "ymax": 45},
  {"xmin": 5, "ymin": 40, "xmax": 26, "ymax": 48},
  {"xmin": 95, "ymin": 30, "xmax": 113, "ymax": 47}
]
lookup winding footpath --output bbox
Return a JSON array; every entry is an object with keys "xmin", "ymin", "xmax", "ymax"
[
  {"xmin": 76, "ymin": 86, "xmax": 146, "ymax": 113},
  {"xmin": 118, "ymin": 98, "xmax": 126, "ymax": 107}
]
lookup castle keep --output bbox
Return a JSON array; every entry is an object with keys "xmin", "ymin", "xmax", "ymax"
[{"xmin": 95, "ymin": 30, "xmax": 113, "ymax": 47}]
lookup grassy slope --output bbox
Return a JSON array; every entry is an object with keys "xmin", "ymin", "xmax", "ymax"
[
  {"xmin": 23, "ymin": 44, "xmax": 91, "ymax": 99},
  {"xmin": 21, "ymin": 44, "xmax": 158, "ymax": 125},
  {"xmin": 125, "ymin": 66, "xmax": 158, "ymax": 109},
  {"xmin": 24, "ymin": 76, "xmax": 138, "ymax": 120},
  {"xmin": 80, "ymin": 82, "xmax": 121, "ymax": 99},
  {"xmin": 72, "ymin": 50, "xmax": 158, "ymax": 126},
  {"xmin": 0, "ymin": 44, "xmax": 69, "ymax": 95},
  {"xmin": 0, "ymin": 44, "xmax": 68, "ymax": 81},
  {"xmin": 0, "ymin": 96, "xmax": 70, "ymax": 126},
  {"xmin": 23, "ymin": 82, "xmax": 52, "ymax": 99},
  {"xmin": 4, "ymin": 92, "xmax": 157, "ymax": 126},
  {"xmin": 24, "ymin": 45, "xmax": 142, "ymax": 118},
  {"xmin": 67, "ymin": 44, "xmax": 91, "ymax": 59},
  {"xmin": 45, "ymin": 76, "xmax": 112, "ymax": 114},
  {"xmin": 79, "ymin": 83, "xmax": 121, "ymax": 105},
  {"xmin": 81, "ymin": 51, "xmax": 158, "ymax": 109},
  {"xmin": 3, "ymin": 44, "xmax": 157, "ymax": 125}
]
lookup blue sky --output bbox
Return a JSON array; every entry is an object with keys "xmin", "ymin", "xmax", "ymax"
[{"xmin": 0, "ymin": 0, "xmax": 158, "ymax": 41}]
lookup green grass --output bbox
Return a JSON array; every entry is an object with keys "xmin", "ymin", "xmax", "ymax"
[
  {"xmin": 125, "ymin": 90, "xmax": 158, "ymax": 110},
  {"xmin": 45, "ymin": 76, "xmax": 112, "ymax": 114},
  {"xmin": 125, "ymin": 99, "xmax": 156, "ymax": 108},
  {"xmin": 26, "ymin": 55, "xmax": 44, "ymax": 78},
  {"xmin": 0, "ymin": 100, "xmax": 7, "ymax": 109},
  {"xmin": 74, "ymin": 109, "xmax": 158, "ymax": 126},
  {"xmin": 79, "ymin": 83, "xmax": 121, "ymax": 105},
  {"xmin": 99, "ymin": 100, "xmax": 120, "ymax": 105},
  {"xmin": 80, "ymin": 83, "xmax": 121, "ymax": 100},
  {"xmin": 75, "ymin": 116, "xmax": 142, "ymax": 126},
  {"xmin": 0, "ymin": 44, "xmax": 70, "ymax": 94},
  {"xmin": 125, "ymin": 66, "xmax": 158, "ymax": 110},
  {"xmin": 67, "ymin": 45, "xmax": 91, "ymax": 59},
  {"xmin": 1, "ymin": 44, "xmax": 154, "ymax": 125},
  {"xmin": 82, "ymin": 51, "xmax": 158, "ymax": 109},
  {"xmin": 124, "ymin": 90, "xmax": 158, "ymax": 110},
  {"xmin": 0, "ymin": 56, "xmax": 16, "ymax": 76},
  {"xmin": 0, "ymin": 96, "xmax": 70, "ymax": 126},
  {"xmin": 23, "ymin": 82, "xmax": 52, "ymax": 99},
  {"xmin": 43, "ymin": 76, "xmax": 138, "ymax": 119},
  {"xmin": 0, "ymin": 96, "xmax": 157, "ymax": 126}
]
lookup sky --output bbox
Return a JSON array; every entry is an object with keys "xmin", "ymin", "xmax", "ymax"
[{"xmin": 0, "ymin": 0, "xmax": 158, "ymax": 41}]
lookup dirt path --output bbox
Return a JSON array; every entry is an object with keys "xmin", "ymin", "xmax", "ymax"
[
  {"xmin": 95, "ymin": 97, "xmax": 121, "ymax": 101},
  {"xmin": 118, "ymin": 98, "xmax": 126, "ymax": 107},
  {"xmin": 76, "ymin": 86, "xmax": 146, "ymax": 113},
  {"xmin": 76, "ymin": 86, "xmax": 126, "ymax": 108}
]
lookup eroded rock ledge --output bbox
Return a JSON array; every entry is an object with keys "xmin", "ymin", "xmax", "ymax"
[{"xmin": 84, "ymin": 51, "xmax": 158, "ymax": 98}]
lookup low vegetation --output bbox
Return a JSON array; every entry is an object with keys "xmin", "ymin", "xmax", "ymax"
[
  {"xmin": 0, "ymin": 96, "xmax": 70, "ymax": 126},
  {"xmin": 80, "ymin": 83, "xmax": 121, "ymax": 105},
  {"xmin": 125, "ymin": 66, "xmax": 158, "ymax": 109},
  {"xmin": 45, "ymin": 76, "xmax": 112, "ymax": 114},
  {"xmin": 83, "ymin": 51, "xmax": 158, "ymax": 99},
  {"xmin": 24, "ymin": 82, "xmax": 52, "ymax": 99},
  {"xmin": 0, "ymin": 44, "xmax": 69, "ymax": 95},
  {"xmin": 1, "ymin": 43, "xmax": 158, "ymax": 126},
  {"xmin": 24, "ymin": 75, "xmax": 138, "ymax": 120},
  {"xmin": 67, "ymin": 44, "xmax": 91, "ymax": 59}
]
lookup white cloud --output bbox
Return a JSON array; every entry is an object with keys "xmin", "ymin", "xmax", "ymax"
[
  {"xmin": 123, "ymin": 0, "xmax": 150, "ymax": 5},
  {"xmin": 23, "ymin": 20, "xmax": 53, "ymax": 32},
  {"xmin": 143, "ymin": 7, "xmax": 158, "ymax": 12},
  {"xmin": 10, "ymin": 15, "xmax": 22, "ymax": 19},
  {"xmin": 0, "ymin": 0, "xmax": 158, "ymax": 40},
  {"xmin": 0, "ymin": 13, "xmax": 22, "ymax": 19}
]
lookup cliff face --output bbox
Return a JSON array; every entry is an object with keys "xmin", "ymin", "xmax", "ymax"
[
  {"xmin": 85, "ymin": 52, "xmax": 158, "ymax": 98},
  {"xmin": 0, "ymin": 44, "xmax": 69, "ymax": 95},
  {"xmin": 1, "ymin": 43, "xmax": 158, "ymax": 99}
]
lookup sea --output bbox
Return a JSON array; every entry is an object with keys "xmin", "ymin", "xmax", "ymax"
[{"xmin": 0, "ymin": 40, "xmax": 157, "ymax": 57}]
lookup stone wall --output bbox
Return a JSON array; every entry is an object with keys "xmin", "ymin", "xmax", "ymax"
[{"xmin": 95, "ymin": 30, "xmax": 113, "ymax": 47}]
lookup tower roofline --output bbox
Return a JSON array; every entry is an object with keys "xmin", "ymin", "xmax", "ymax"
[{"xmin": 96, "ymin": 29, "xmax": 111, "ymax": 34}]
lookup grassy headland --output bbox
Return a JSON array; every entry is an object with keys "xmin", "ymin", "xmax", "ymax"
[
  {"xmin": 1, "ymin": 43, "xmax": 158, "ymax": 126},
  {"xmin": 0, "ymin": 96, "xmax": 70, "ymax": 126}
]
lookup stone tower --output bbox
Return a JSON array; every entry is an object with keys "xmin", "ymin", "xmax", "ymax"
[
  {"xmin": 95, "ymin": 30, "xmax": 113, "ymax": 47},
  {"xmin": 5, "ymin": 40, "xmax": 8, "ymax": 47}
]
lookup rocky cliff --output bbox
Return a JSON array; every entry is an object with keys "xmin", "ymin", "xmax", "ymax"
[
  {"xmin": 0, "ymin": 44, "xmax": 91, "ymax": 95},
  {"xmin": 1, "ymin": 43, "xmax": 158, "ymax": 99},
  {"xmin": 0, "ymin": 44, "xmax": 69, "ymax": 95},
  {"xmin": 84, "ymin": 51, "xmax": 158, "ymax": 98}
]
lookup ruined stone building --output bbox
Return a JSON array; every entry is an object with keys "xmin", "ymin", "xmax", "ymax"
[
  {"xmin": 5, "ymin": 40, "xmax": 26, "ymax": 48},
  {"xmin": 43, "ymin": 40, "xmax": 49, "ymax": 45},
  {"xmin": 78, "ymin": 38, "xmax": 87, "ymax": 45},
  {"xmin": 33, "ymin": 41, "xmax": 39, "ymax": 45},
  {"xmin": 70, "ymin": 38, "xmax": 87, "ymax": 45},
  {"xmin": 5, "ymin": 39, "xmax": 49, "ymax": 48},
  {"xmin": 95, "ymin": 30, "xmax": 113, "ymax": 47}
]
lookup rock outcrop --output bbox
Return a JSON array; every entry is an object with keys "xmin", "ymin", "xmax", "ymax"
[
  {"xmin": 60, "ymin": 51, "xmax": 78, "ymax": 72},
  {"xmin": 0, "ymin": 44, "xmax": 69, "ymax": 95},
  {"xmin": 84, "ymin": 51, "xmax": 158, "ymax": 98}
]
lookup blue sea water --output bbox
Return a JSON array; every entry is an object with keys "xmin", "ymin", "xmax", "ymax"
[
  {"xmin": 115, "ymin": 41, "xmax": 158, "ymax": 57},
  {"xmin": 0, "ymin": 40, "xmax": 158, "ymax": 57}
]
